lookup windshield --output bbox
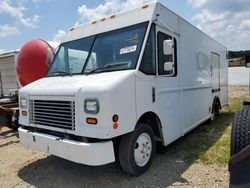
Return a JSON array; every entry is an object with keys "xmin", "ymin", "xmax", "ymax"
[{"xmin": 47, "ymin": 22, "xmax": 148, "ymax": 76}]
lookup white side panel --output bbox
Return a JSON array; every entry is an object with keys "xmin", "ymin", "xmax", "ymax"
[
  {"xmin": 218, "ymin": 50, "xmax": 228, "ymax": 107},
  {"xmin": 178, "ymin": 17, "xmax": 227, "ymax": 133},
  {"xmin": 0, "ymin": 55, "xmax": 19, "ymax": 95},
  {"xmin": 135, "ymin": 3, "xmax": 227, "ymax": 144},
  {"xmin": 155, "ymin": 24, "xmax": 182, "ymax": 145},
  {"xmin": 178, "ymin": 19, "xmax": 212, "ymax": 132},
  {"xmin": 135, "ymin": 74, "xmax": 158, "ymax": 122},
  {"xmin": 156, "ymin": 85, "xmax": 182, "ymax": 144}
]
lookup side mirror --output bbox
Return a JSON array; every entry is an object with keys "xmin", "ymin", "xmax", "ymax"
[
  {"xmin": 246, "ymin": 62, "xmax": 250, "ymax": 68},
  {"xmin": 163, "ymin": 39, "xmax": 174, "ymax": 55},
  {"xmin": 246, "ymin": 55, "xmax": 250, "ymax": 67},
  {"xmin": 164, "ymin": 62, "xmax": 174, "ymax": 72}
]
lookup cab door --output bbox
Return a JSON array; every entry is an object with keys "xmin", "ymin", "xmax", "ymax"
[{"xmin": 155, "ymin": 25, "xmax": 182, "ymax": 145}]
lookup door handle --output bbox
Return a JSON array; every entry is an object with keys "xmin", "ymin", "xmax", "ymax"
[{"xmin": 152, "ymin": 87, "xmax": 155, "ymax": 103}]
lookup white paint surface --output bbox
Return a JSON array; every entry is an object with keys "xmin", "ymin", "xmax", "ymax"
[{"xmin": 229, "ymin": 67, "xmax": 250, "ymax": 86}]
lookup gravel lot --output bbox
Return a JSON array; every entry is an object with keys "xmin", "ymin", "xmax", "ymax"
[
  {"xmin": 0, "ymin": 127, "xmax": 229, "ymax": 188},
  {"xmin": 0, "ymin": 86, "xmax": 248, "ymax": 188}
]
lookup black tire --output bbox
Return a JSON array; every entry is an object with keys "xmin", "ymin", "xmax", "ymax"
[
  {"xmin": 7, "ymin": 110, "xmax": 19, "ymax": 130},
  {"xmin": 243, "ymin": 104, "xmax": 250, "ymax": 111},
  {"xmin": 119, "ymin": 123, "xmax": 156, "ymax": 176},
  {"xmin": 210, "ymin": 100, "xmax": 220, "ymax": 121},
  {"xmin": 230, "ymin": 108, "xmax": 250, "ymax": 156}
]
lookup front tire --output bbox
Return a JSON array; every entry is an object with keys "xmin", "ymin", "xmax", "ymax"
[{"xmin": 119, "ymin": 123, "xmax": 156, "ymax": 176}]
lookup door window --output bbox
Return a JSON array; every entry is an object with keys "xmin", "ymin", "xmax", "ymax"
[
  {"xmin": 139, "ymin": 25, "xmax": 156, "ymax": 75},
  {"xmin": 157, "ymin": 32, "xmax": 177, "ymax": 76}
]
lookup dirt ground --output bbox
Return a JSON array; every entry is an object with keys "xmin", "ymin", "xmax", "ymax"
[
  {"xmin": 228, "ymin": 85, "xmax": 249, "ymax": 99},
  {"xmin": 0, "ymin": 86, "xmax": 248, "ymax": 188}
]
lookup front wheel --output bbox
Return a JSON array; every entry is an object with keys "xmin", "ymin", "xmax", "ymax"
[{"xmin": 119, "ymin": 123, "xmax": 155, "ymax": 176}]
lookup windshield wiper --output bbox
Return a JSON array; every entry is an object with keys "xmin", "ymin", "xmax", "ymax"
[
  {"xmin": 86, "ymin": 63, "xmax": 129, "ymax": 75},
  {"xmin": 85, "ymin": 67, "xmax": 107, "ymax": 75},
  {"xmin": 51, "ymin": 71, "xmax": 72, "ymax": 77}
]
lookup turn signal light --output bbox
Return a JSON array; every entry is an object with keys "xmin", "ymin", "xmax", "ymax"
[
  {"xmin": 86, "ymin": 118, "xmax": 97, "ymax": 125},
  {"xmin": 142, "ymin": 4, "xmax": 149, "ymax": 9},
  {"xmin": 112, "ymin": 114, "xmax": 119, "ymax": 122},
  {"xmin": 22, "ymin": 111, "xmax": 27, "ymax": 116},
  {"xmin": 113, "ymin": 123, "xmax": 118, "ymax": 129}
]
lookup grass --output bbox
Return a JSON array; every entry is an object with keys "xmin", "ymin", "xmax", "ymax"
[{"xmin": 169, "ymin": 96, "xmax": 250, "ymax": 166}]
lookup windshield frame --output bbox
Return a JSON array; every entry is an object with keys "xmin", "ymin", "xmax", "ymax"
[
  {"xmin": 47, "ymin": 35, "xmax": 96, "ymax": 77},
  {"xmin": 47, "ymin": 21, "xmax": 149, "ymax": 77}
]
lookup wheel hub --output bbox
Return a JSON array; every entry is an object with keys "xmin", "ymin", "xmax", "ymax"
[{"xmin": 134, "ymin": 133, "xmax": 152, "ymax": 167}]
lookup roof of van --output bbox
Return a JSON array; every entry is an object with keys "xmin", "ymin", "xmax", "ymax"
[
  {"xmin": 61, "ymin": 1, "xmax": 158, "ymax": 43},
  {"xmin": 61, "ymin": 1, "xmax": 226, "ymax": 49}
]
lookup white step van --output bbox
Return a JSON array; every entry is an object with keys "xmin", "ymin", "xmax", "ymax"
[{"xmin": 18, "ymin": 1, "xmax": 228, "ymax": 175}]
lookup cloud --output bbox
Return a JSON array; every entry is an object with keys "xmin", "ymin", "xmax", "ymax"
[
  {"xmin": 0, "ymin": 0, "xmax": 40, "ymax": 28},
  {"xmin": 76, "ymin": 0, "xmax": 151, "ymax": 25},
  {"xmin": 193, "ymin": 9, "xmax": 229, "ymax": 23},
  {"xmin": 239, "ymin": 19, "xmax": 250, "ymax": 31},
  {"xmin": 0, "ymin": 0, "xmax": 40, "ymax": 38},
  {"xmin": 32, "ymin": 0, "xmax": 47, "ymax": 3},
  {"xmin": 20, "ymin": 14, "xmax": 40, "ymax": 28},
  {"xmin": 0, "ymin": 49, "xmax": 6, "ymax": 55},
  {"xmin": 57, "ymin": 0, "xmax": 151, "ymax": 44},
  {"xmin": 53, "ymin": 30, "xmax": 66, "ymax": 42},
  {"xmin": 187, "ymin": 0, "xmax": 207, "ymax": 8},
  {"xmin": 188, "ymin": 0, "xmax": 250, "ymax": 50},
  {"xmin": 0, "ymin": 24, "xmax": 20, "ymax": 38}
]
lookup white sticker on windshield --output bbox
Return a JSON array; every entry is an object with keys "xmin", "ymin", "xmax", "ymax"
[{"xmin": 120, "ymin": 45, "xmax": 137, "ymax": 55}]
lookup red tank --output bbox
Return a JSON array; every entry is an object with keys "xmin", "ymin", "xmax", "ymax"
[{"xmin": 16, "ymin": 39, "xmax": 56, "ymax": 86}]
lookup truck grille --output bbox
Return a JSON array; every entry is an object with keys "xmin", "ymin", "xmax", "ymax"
[{"xmin": 29, "ymin": 100, "xmax": 75, "ymax": 130}]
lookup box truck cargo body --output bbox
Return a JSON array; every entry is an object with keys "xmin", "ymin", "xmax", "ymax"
[
  {"xmin": 18, "ymin": 2, "xmax": 228, "ymax": 175},
  {"xmin": 0, "ymin": 52, "xmax": 19, "ymax": 96}
]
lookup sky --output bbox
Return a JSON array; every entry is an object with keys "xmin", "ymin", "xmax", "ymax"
[{"xmin": 0, "ymin": 0, "xmax": 250, "ymax": 54}]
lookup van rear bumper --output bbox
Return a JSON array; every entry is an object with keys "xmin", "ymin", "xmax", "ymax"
[{"xmin": 18, "ymin": 127, "xmax": 115, "ymax": 166}]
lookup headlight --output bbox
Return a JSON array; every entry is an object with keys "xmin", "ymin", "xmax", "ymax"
[
  {"xmin": 20, "ymin": 98, "xmax": 27, "ymax": 108},
  {"xmin": 84, "ymin": 98, "xmax": 99, "ymax": 114}
]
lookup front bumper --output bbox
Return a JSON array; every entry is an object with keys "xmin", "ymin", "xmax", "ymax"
[{"xmin": 18, "ymin": 127, "xmax": 115, "ymax": 166}]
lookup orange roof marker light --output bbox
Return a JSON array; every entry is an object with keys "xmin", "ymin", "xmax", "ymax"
[{"xmin": 142, "ymin": 4, "xmax": 149, "ymax": 9}]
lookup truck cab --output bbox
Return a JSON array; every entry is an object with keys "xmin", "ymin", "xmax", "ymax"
[{"xmin": 18, "ymin": 2, "xmax": 228, "ymax": 176}]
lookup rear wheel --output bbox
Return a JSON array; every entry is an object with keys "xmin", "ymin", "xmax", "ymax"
[
  {"xmin": 119, "ymin": 123, "xmax": 155, "ymax": 176},
  {"xmin": 230, "ymin": 108, "xmax": 250, "ymax": 156},
  {"xmin": 210, "ymin": 99, "xmax": 220, "ymax": 121}
]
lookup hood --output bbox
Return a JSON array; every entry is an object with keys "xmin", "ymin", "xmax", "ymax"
[{"xmin": 19, "ymin": 70, "xmax": 135, "ymax": 96}]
